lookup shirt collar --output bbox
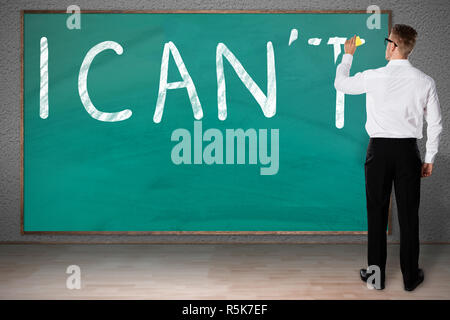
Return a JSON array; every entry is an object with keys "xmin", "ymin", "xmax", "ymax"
[{"xmin": 387, "ymin": 59, "xmax": 412, "ymax": 67}]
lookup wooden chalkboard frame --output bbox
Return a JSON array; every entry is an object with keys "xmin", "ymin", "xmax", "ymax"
[{"xmin": 21, "ymin": 9, "xmax": 393, "ymax": 236}]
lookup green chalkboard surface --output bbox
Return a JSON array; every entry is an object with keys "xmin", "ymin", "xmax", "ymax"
[{"xmin": 22, "ymin": 10, "xmax": 391, "ymax": 233}]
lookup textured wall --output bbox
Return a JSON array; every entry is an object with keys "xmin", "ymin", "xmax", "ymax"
[{"xmin": 1, "ymin": 0, "xmax": 448, "ymax": 243}]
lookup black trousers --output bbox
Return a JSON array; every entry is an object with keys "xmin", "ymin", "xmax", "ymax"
[{"xmin": 364, "ymin": 137, "xmax": 422, "ymax": 286}]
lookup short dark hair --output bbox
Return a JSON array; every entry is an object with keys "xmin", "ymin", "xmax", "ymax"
[{"xmin": 390, "ymin": 24, "xmax": 418, "ymax": 57}]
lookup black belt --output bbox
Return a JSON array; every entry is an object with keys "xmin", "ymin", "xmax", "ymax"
[{"xmin": 369, "ymin": 137, "xmax": 417, "ymax": 142}]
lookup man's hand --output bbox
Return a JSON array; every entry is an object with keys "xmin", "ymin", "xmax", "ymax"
[
  {"xmin": 421, "ymin": 163, "xmax": 433, "ymax": 178},
  {"xmin": 344, "ymin": 35, "xmax": 357, "ymax": 55}
]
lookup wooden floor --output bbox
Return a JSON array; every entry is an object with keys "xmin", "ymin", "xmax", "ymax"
[{"xmin": 0, "ymin": 244, "xmax": 448, "ymax": 299}]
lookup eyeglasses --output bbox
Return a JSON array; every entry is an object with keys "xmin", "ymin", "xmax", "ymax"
[{"xmin": 384, "ymin": 37, "xmax": 398, "ymax": 47}]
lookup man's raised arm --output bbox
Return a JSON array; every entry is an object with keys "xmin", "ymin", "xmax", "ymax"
[
  {"xmin": 334, "ymin": 35, "xmax": 368, "ymax": 95},
  {"xmin": 334, "ymin": 53, "xmax": 368, "ymax": 94}
]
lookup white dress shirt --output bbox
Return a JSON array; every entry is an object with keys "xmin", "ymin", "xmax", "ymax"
[{"xmin": 334, "ymin": 53, "xmax": 443, "ymax": 164}]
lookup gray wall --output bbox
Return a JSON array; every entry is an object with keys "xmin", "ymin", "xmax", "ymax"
[{"xmin": 1, "ymin": 0, "xmax": 448, "ymax": 243}]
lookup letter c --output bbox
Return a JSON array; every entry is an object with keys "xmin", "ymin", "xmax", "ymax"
[{"xmin": 78, "ymin": 41, "xmax": 132, "ymax": 122}]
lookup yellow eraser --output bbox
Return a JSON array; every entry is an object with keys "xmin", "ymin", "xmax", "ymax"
[{"xmin": 355, "ymin": 36, "xmax": 365, "ymax": 47}]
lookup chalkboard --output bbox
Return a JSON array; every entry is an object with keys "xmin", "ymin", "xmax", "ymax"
[{"xmin": 21, "ymin": 10, "xmax": 392, "ymax": 234}]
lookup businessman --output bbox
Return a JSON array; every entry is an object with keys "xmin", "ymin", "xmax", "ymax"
[{"xmin": 334, "ymin": 24, "xmax": 443, "ymax": 291}]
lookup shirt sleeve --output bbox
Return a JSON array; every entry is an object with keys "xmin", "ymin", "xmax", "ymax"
[
  {"xmin": 424, "ymin": 79, "xmax": 443, "ymax": 164},
  {"xmin": 334, "ymin": 53, "xmax": 369, "ymax": 95}
]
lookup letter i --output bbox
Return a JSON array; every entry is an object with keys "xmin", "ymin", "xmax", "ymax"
[{"xmin": 40, "ymin": 37, "xmax": 48, "ymax": 119}]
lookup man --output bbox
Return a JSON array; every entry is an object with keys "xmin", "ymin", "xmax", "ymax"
[{"xmin": 334, "ymin": 24, "xmax": 443, "ymax": 291}]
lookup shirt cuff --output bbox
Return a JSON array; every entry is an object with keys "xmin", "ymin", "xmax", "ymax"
[
  {"xmin": 341, "ymin": 53, "xmax": 353, "ymax": 65},
  {"xmin": 424, "ymin": 153, "xmax": 436, "ymax": 164}
]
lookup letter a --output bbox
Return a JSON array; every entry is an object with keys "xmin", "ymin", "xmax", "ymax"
[{"xmin": 153, "ymin": 42, "xmax": 203, "ymax": 123}]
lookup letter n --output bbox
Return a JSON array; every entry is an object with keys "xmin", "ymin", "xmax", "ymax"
[{"xmin": 216, "ymin": 42, "xmax": 276, "ymax": 120}]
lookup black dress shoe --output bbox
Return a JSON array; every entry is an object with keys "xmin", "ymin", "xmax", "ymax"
[
  {"xmin": 404, "ymin": 269, "xmax": 424, "ymax": 291},
  {"xmin": 360, "ymin": 268, "xmax": 369, "ymax": 282},
  {"xmin": 360, "ymin": 268, "xmax": 385, "ymax": 290}
]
